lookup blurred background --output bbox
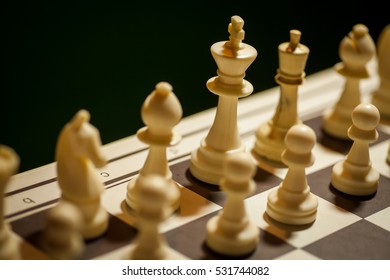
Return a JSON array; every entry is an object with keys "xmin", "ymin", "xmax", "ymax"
[{"xmin": 2, "ymin": 0, "xmax": 388, "ymax": 172}]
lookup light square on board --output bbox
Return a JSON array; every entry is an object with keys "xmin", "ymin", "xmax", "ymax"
[
  {"xmin": 365, "ymin": 206, "xmax": 390, "ymax": 232},
  {"xmin": 275, "ymin": 248, "xmax": 321, "ymax": 260}
]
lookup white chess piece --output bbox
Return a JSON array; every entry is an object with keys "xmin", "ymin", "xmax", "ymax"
[
  {"xmin": 331, "ymin": 103, "xmax": 380, "ymax": 195},
  {"xmin": 41, "ymin": 201, "xmax": 84, "ymax": 260},
  {"xmin": 323, "ymin": 24, "xmax": 376, "ymax": 139},
  {"xmin": 56, "ymin": 109, "xmax": 108, "ymax": 239},
  {"xmin": 128, "ymin": 175, "xmax": 185, "ymax": 260},
  {"xmin": 387, "ymin": 141, "xmax": 390, "ymax": 165},
  {"xmin": 206, "ymin": 152, "xmax": 259, "ymax": 256},
  {"xmin": 266, "ymin": 124, "xmax": 318, "ymax": 225},
  {"xmin": 190, "ymin": 15, "xmax": 257, "ymax": 185},
  {"xmin": 0, "ymin": 145, "xmax": 20, "ymax": 259},
  {"xmin": 254, "ymin": 29, "xmax": 309, "ymax": 163},
  {"xmin": 372, "ymin": 25, "xmax": 390, "ymax": 120},
  {"xmin": 126, "ymin": 82, "xmax": 182, "ymax": 213}
]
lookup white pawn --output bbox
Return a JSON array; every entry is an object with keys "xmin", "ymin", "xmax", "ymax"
[
  {"xmin": 206, "ymin": 152, "xmax": 259, "ymax": 256},
  {"xmin": 128, "ymin": 175, "xmax": 184, "ymax": 260},
  {"xmin": 56, "ymin": 110, "xmax": 108, "ymax": 239},
  {"xmin": 331, "ymin": 103, "xmax": 380, "ymax": 196},
  {"xmin": 41, "ymin": 201, "xmax": 84, "ymax": 260},
  {"xmin": 372, "ymin": 25, "xmax": 390, "ymax": 120},
  {"xmin": 0, "ymin": 145, "xmax": 20, "ymax": 259},
  {"xmin": 266, "ymin": 124, "xmax": 318, "ymax": 225},
  {"xmin": 323, "ymin": 24, "xmax": 376, "ymax": 139},
  {"xmin": 126, "ymin": 82, "xmax": 182, "ymax": 213}
]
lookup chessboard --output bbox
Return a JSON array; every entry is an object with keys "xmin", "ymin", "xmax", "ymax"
[{"xmin": 4, "ymin": 58, "xmax": 390, "ymax": 260}]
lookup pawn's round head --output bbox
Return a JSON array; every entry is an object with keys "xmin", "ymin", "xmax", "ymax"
[
  {"xmin": 285, "ymin": 124, "xmax": 316, "ymax": 154},
  {"xmin": 47, "ymin": 201, "xmax": 83, "ymax": 231},
  {"xmin": 155, "ymin": 82, "xmax": 172, "ymax": 97},
  {"xmin": 352, "ymin": 103, "xmax": 380, "ymax": 131},
  {"xmin": 224, "ymin": 152, "xmax": 256, "ymax": 183}
]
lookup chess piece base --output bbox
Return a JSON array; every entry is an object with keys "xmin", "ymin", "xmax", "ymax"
[
  {"xmin": 189, "ymin": 139, "xmax": 246, "ymax": 185},
  {"xmin": 253, "ymin": 121, "xmax": 289, "ymax": 163},
  {"xmin": 331, "ymin": 161, "xmax": 379, "ymax": 196},
  {"xmin": 0, "ymin": 224, "xmax": 20, "ymax": 260},
  {"xmin": 322, "ymin": 106, "xmax": 352, "ymax": 140},
  {"xmin": 206, "ymin": 215, "xmax": 259, "ymax": 256},
  {"xmin": 266, "ymin": 188, "xmax": 318, "ymax": 225}
]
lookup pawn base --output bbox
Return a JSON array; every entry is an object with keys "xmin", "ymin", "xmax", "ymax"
[
  {"xmin": 126, "ymin": 175, "xmax": 181, "ymax": 213},
  {"xmin": 206, "ymin": 215, "xmax": 259, "ymax": 256},
  {"xmin": 331, "ymin": 161, "xmax": 379, "ymax": 196},
  {"xmin": 190, "ymin": 139, "xmax": 246, "ymax": 185},
  {"xmin": 266, "ymin": 188, "xmax": 318, "ymax": 225},
  {"xmin": 0, "ymin": 224, "xmax": 20, "ymax": 260}
]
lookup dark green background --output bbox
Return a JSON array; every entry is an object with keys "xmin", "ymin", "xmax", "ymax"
[{"xmin": 2, "ymin": 0, "xmax": 388, "ymax": 172}]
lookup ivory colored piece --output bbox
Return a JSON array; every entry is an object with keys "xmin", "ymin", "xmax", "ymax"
[
  {"xmin": 0, "ymin": 145, "xmax": 20, "ymax": 260},
  {"xmin": 190, "ymin": 15, "xmax": 257, "ymax": 185},
  {"xmin": 41, "ymin": 201, "xmax": 84, "ymax": 260},
  {"xmin": 323, "ymin": 24, "xmax": 376, "ymax": 139},
  {"xmin": 126, "ymin": 82, "xmax": 182, "ymax": 213},
  {"xmin": 128, "ymin": 175, "xmax": 185, "ymax": 260},
  {"xmin": 372, "ymin": 25, "xmax": 390, "ymax": 120},
  {"xmin": 266, "ymin": 124, "xmax": 318, "ymax": 225},
  {"xmin": 56, "ymin": 109, "xmax": 109, "ymax": 239},
  {"xmin": 206, "ymin": 152, "xmax": 259, "ymax": 256},
  {"xmin": 254, "ymin": 29, "xmax": 309, "ymax": 163},
  {"xmin": 331, "ymin": 103, "xmax": 380, "ymax": 195},
  {"xmin": 387, "ymin": 141, "xmax": 390, "ymax": 165}
]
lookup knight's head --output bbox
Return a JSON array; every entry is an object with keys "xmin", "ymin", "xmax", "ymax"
[
  {"xmin": 67, "ymin": 109, "xmax": 107, "ymax": 168},
  {"xmin": 71, "ymin": 109, "xmax": 90, "ymax": 130}
]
